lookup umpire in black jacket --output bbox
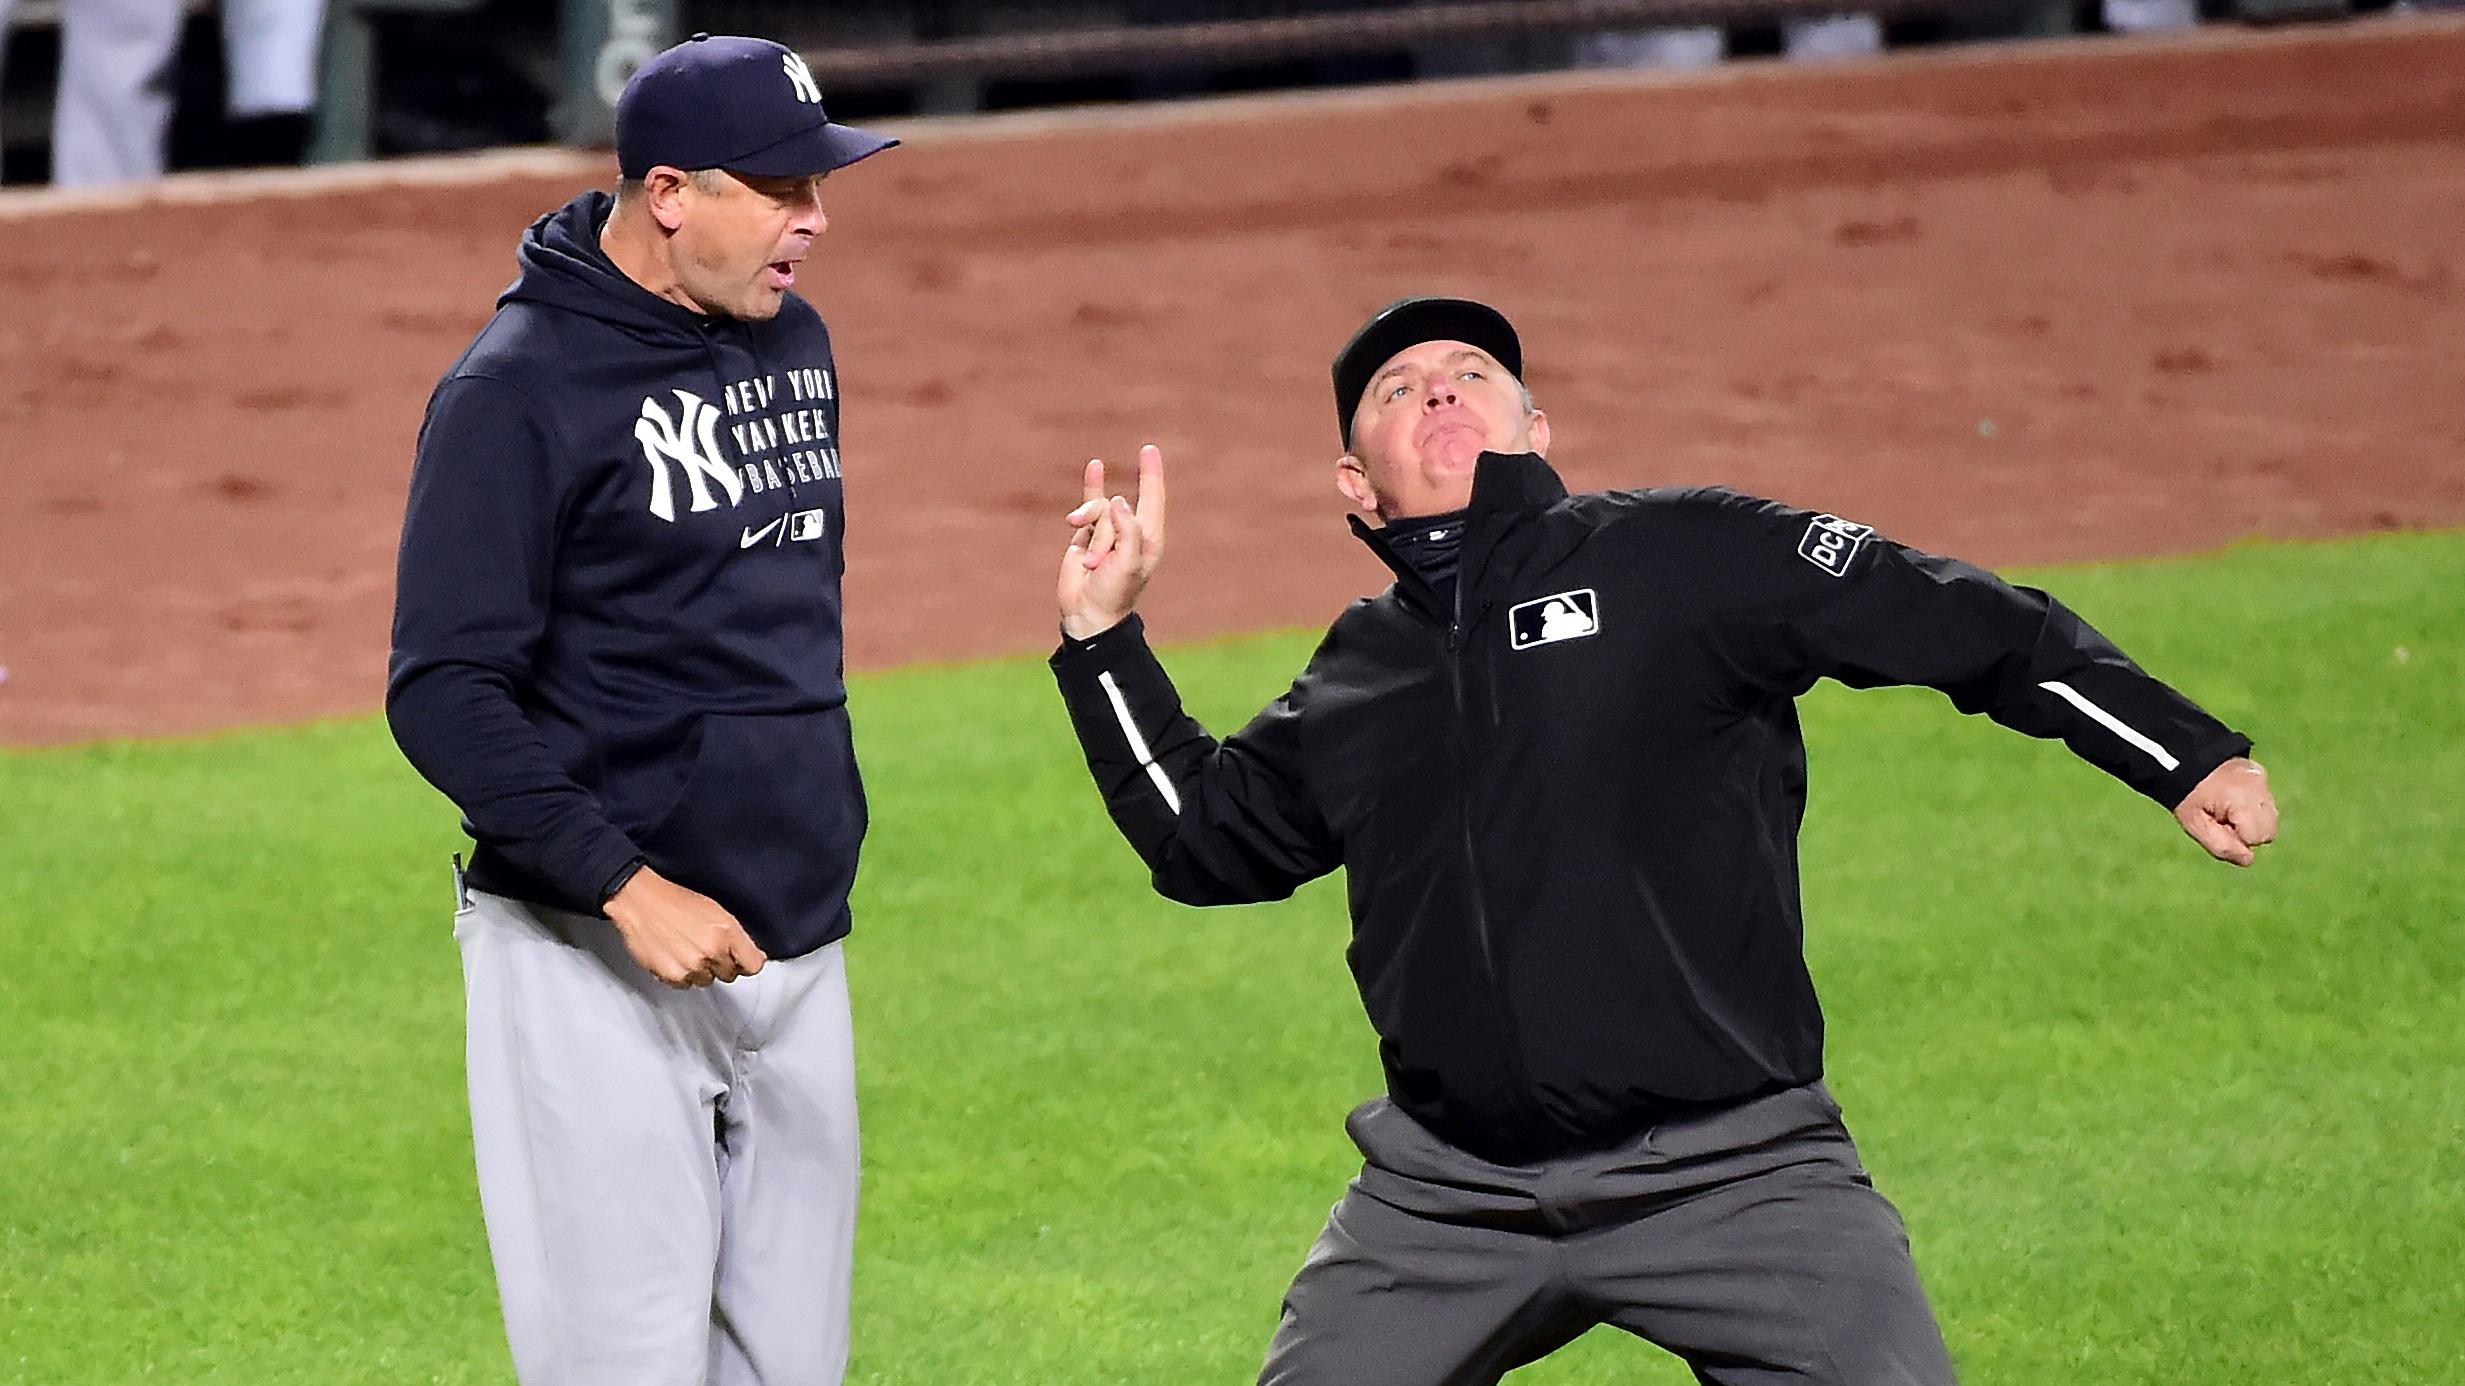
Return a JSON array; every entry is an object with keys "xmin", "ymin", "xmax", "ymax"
[{"xmin": 1049, "ymin": 298, "xmax": 2279, "ymax": 1386}]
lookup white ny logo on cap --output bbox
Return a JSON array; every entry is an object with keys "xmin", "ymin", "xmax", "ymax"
[{"xmin": 782, "ymin": 52, "xmax": 823, "ymax": 104}]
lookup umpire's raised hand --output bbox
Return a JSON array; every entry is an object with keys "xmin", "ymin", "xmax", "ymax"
[{"xmin": 1059, "ymin": 443, "xmax": 1168, "ymax": 640}]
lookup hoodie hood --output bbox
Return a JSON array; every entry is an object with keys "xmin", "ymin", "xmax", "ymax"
[{"xmin": 501, "ymin": 190, "xmax": 713, "ymax": 347}]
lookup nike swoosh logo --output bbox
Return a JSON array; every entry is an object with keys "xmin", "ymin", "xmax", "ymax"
[{"xmin": 740, "ymin": 515, "xmax": 787, "ymax": 549}]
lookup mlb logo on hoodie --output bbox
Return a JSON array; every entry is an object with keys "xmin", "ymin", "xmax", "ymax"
[{"xmin": 1508, "ymin": 589, "xmax": 1600, "ymax": 650}]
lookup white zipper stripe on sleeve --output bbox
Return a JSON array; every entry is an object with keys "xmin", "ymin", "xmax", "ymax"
[
  {"xmin": 1097, "ymin": 670, "xmax": 1183, "ymax": 815},
  {"xmin": 2037, "ymin": 680, "xmax": 2179, "ymax": 772}
]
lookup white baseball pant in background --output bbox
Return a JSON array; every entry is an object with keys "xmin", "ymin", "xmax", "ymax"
[
  {"xmin": 455, "ymin": 886, "xmax": 861, "ymax": 1386},
  {"xmin": 0, "ymin": 0, "xmax": 325, "ymax": 185},
  {"xmin": 1576, "ymin": 12, "xmax": 1884, "ymax": 70},
  {"xmin": 43, "ymin": 0, "xmax": 183, "ymax": 185},
  {"xmin": 222, "ymin": 0, "xmax": 326, "ymax": 116}
]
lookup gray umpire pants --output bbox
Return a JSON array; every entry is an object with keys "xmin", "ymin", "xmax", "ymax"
[
  {"xmin": 455, "ymin": 886, "xmax": 860, "ymax": 1386},
  {"xmin": 1261, "ymin": 1084, "xmax": 1958, "ymax": 1386}
]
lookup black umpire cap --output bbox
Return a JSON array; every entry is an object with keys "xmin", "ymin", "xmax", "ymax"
[
  {"xmin": 616, "ymin": 34, "xmax": 898, "ymax": 179},
  {"xmin": 1332, "ymin": 297, "xmax": 1523, "ymax": 448}
]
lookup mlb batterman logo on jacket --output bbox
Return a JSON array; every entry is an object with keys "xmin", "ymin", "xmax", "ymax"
[{"xmin": 1507, "ymin": 588, "xmax": 1598, "ymax": 649}]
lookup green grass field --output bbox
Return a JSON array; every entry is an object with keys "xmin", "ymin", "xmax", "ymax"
[{"xmin": 3, "ymin": 530, "xmax": 2460, "ymax": 1385}]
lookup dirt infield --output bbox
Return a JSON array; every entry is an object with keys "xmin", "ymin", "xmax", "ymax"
[{"xmin": 1, "ymin": 18, "xmax": 2460, "ymax": 746}]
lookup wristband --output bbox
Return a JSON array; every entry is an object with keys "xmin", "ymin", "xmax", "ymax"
[{"xmin": 599, "ymin": 856, "xmax": 647, "ymax": 908}]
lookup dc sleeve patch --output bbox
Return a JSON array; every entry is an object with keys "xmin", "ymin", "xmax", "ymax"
[
  {"xmin": 1797, "ymin": 515, "xmax": 1873, "ymax": 578},
  {"xmin": 1508, "ymin": 589, "xmax": 1600, "ymax": 650}
]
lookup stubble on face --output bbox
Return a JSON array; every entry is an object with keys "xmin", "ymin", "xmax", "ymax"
[{"xmin": 675, "ymin": 171, "xmax": 820, "ymax": 322}]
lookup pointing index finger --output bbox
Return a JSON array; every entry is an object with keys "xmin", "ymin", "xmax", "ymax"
[{"xmin": 1136, "ymin": 444, "xmax": 1166, "ymax": 543}]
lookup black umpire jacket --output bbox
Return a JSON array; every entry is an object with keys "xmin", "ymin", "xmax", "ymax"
[{"xmin": 1051, "ymin": 451, "xmax": 2250, "ymax": 1165}]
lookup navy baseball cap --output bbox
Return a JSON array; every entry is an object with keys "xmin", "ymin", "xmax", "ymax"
[
  {"xmin": 616, "ymin": 34, "xmax": 898, "ymax": 179},
  {"xmin": 1333, "ymin": 297, "xmax": 1523, "ymax": 447}
]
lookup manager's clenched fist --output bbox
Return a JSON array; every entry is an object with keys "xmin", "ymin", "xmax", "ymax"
[{"xmin": 605, "ymin": 865, "xmax": 768, "ymax": 988}]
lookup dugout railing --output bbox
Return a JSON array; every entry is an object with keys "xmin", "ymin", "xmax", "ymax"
[{"xmin": 554, "ymin": 0, "xmax": 2369, "ymax": 137}]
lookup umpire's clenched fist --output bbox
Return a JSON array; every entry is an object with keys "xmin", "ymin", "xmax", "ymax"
[
  {"xmin": 1059, "ymin": 444, "xmax": 1168, "ymax": 640},
  {"xmin": 2173, "ymin": 756, "xmax": 2280, "ymax": 867},
  {"xmin": 604, "ymin": 865, "xmax": 769, "ymax": 987}
]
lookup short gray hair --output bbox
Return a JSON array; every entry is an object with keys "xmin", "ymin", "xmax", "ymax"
[{"xmin": 614, "ymin": 168, "xmax": 725, "ymax": 203}]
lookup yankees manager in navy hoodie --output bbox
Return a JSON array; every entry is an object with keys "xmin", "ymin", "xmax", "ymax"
[{"xmin": 387, "ymin": 35, "xmax": 895, "ymax": 1386}]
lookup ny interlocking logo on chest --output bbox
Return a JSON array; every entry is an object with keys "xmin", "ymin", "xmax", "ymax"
[
  {"xmin": 1508, "ymin": 589, "xmax": 1600, "ymax": 650},
  {"xmin": 632, "ymin": 365, "xmax": 839, "ymax": 526}
]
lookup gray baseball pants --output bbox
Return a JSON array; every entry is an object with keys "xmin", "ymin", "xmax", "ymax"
[
  {"xmin": 1260, "ymin": 1084, "xmax": 1958, "ymax": 1386},
  {"xmin": 455, "ymin": 885, "xmax": 859, "ymax": 1386}
]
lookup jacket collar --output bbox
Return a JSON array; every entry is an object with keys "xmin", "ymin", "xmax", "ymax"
[
  {"xmin": 1465, "ymin": 449, "xmax": 1569, "ymax": 516},
  {"xmin": 1349, "ymin": 452, "xmax": 1570, "ymax": 620}
]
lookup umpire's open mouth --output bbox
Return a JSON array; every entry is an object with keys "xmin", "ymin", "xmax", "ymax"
[{"xmin": 765, "ymin": 259, "xmax": 799, "ymax": 289}]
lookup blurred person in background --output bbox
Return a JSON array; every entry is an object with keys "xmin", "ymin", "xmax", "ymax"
[
  {"xmin": 2103, "ymin": 0, "xmax": 2201, "ymax": 30},
  {"xmin": 1577, "ymin": 9, "xmax": 1885, "ymax": 70},
  {"xmin": 0, "ymin": 0, "xmax": 326, "ymax": 186},
  {"xmin": 1576, "ymin": 0, "xmax": 2205, "ymax": 72},
  {"xmin": 216, "ymin": 0, "xmax": 328, "ymax": 165}
]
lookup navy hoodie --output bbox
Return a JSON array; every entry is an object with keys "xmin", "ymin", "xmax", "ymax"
[{"xmin": 388, "ymin": 190, "xmax": 865, "ymax": 958}]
